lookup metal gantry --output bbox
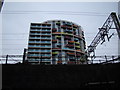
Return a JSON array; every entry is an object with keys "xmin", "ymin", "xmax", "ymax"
[{"xmin": 87, "ymin": 12, "xmax": 120, "ymax": 57}]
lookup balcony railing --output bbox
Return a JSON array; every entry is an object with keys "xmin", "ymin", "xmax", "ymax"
[
  {"xmin": 68, "ymin": 41, "xmax": 75, "ymax": 43},
  {"xmin": 57, "ymin": 43, "xmax": 61, "ymax": 46},
  {"xmin": 76, "ymin": 50, "xmax": 82, "ymax": 52},
  {"xmin": 61, "ymin": 25, "xmax": 72, "ymax": 29},
  {"xmin": 56, "ymin": 22, "xmax": 60, "ymax": 25},
  {"xmin": 52, "ymin": 40, "xmax": 57, "ymax": 42},
  {"xmin": 67, "ymin": 52, "xmax": 75, "ymax": 55},
  {"xmin": 63, "ymin": 32, "xmax": 73, "ymax": 36},
  {"xmin": 28, "ymin": 45, "xmax": 51, "ymax": 48},
  {"xmin": 52, "ymin": 52, "xmax": 59, "ymax": 54},
  {"xmin": 41, "ymin": 37, "xmax": 51, "ymax": 39},
  {"xmin": 29, "ymin": 37, "xmax": 41, "ymax": 39},
  {"xmin": 28, "ymin": 59, "xmax": 51, "ymax": 62},
  {"xmin": 29, "ymin": 37, "xmax": 51, "ymax": 40},
  {"xmin": 75, "ymin": 46, "xmax": 80, "ymax": 48},
  {"xmin": 76, "ymin": 54, "xmax": 81, "ymax": 56},
  {"xmin": 75, "ymin": 42, "xmax": 80, "ymax": 44},
  {"xmin": 63, "ymin": 48, "xmax": 74, "ymax": 51},
  {"xmin": 52, "ymin": 48, "xmax": 61, "ymax": 50},
  {"xmin": 29, "ymin": 41, "xmax": 51, "ymax": 43},
  {"xmin": 52, "ymin": 28, "xmax": 57, "ymax": 32},
  {"xmin": 28, "ymin": 54, "xmax": 51, "ymax": 57},
  {"xmin": 65, "ymin": 22, "xmax": 72, "ymax": 26},
  {"xmin": 72, "ymin": 24, "xmax": 78, "ymax": 28},
  {"xmin": 28, "ymin": 49, "xmax": 51, "ymax": 52},
  {"xmin": 64, "ymin": 30, "xmax": 72, "ymax": 33},
  {"xmin": 74, "ymin": 38, "xmax": 78, "ymax": 41},
  {"xmin": 30, "ymin": 29, "xmax": 51, "ymax": 32},
  {"xmin": 56, "ymin": 35, "xmax": 61, "ymax": 38},
  {"xmin": 52, "ymin": 32, "xmax": 61, "ymax": 34},
  {"xmin": 30, "ymin": 33, "xmax": 51, "ymax": 35},
  {"xmin": 66, "ymin": 44, "xmax": 74, "ymax": 47},
  {"xmin": 64, "ymin": 36, "xmax": 71, "ymax": 39},
  {"xmin": 31, "ymin": 25, "xmax": 51, "ymax": 28},
  {"xmin": 52, "ymin": 32, "xmax": 73, "ymax": 36}
]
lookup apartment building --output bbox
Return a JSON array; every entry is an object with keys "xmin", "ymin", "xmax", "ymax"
[{"xmin": 27, "ymin": 20, "xmax": 86, "ymax": 64}]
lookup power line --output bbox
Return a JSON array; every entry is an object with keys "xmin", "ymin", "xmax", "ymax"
[
  {"xmin": 1, "ymin": 11, "xmax": 108, "ymax": 16},
  {"xmin": 3, "ymin": 11, "xmax": 108, "ymax": 14}
]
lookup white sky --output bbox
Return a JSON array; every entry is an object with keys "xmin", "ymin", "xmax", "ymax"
[{"xmin": 1, "ymin": 1, "xmax": 119, "ymax": 58}]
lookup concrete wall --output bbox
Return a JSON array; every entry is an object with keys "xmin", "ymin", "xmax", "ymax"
[{"xmin": 2, "ymin": 63, "xmax": 120, "ymax": 89}]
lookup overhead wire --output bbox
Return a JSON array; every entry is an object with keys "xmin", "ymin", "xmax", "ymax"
[{"xmin": 1, "ymin": 11, "xmax": 108, "ymax": 16}]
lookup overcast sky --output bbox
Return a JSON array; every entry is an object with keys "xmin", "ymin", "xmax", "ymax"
[{"xmin": 1, "ymin": 2, "xmax": 119, "ymax": 59}]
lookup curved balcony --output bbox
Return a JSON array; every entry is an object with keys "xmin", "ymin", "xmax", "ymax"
[
  {"xmin": 63, "ymin": 33, "xmax": 73, "ymax": 36},
  {"xmin": 72, "ymin": 24, "xmax": 78, "ymax": 28},
  {"xmin": 52, "ymin": 28, "xmax": 57, "ymax": 32},
  {"xmin": 75, "ymin": 46, "xmax": 80, "ymax": 49},
  {"xmin": 66, "ymin": 44, "xmax": 74, "ymax": 47},
  {"xmin": 65, "ymin": 22, "xmax": 72, "ymax": 26},
  {"xmin": 61, "ymin": 25, "xmax": 72, "ymax": 29},
  {"xmin": 67, "ymin": 52, "xmax": 75, "ymax": 56},
  {"xmin": 62, "ymin": 48, "xmax": 75, "ymax": 52},
  {"xmin": 76, "ymin": 50, "xmax": 82, "ymax": 53},
  {"xmin": 52, "ymin": 48, "xmax": 61, "ymax": 50},
  {"xmin": 56, "ymin": 22, "xmax": 60, "ymax": 25},
  {"xmin": 56, "ymin": 35, "xmax": 61, "ymax": 39},
  {"xmin": 76, "ymin": 53, "xmax": 81, "ymax": 56},
  {"xmin": 73, "ymin": 31, "xmax": 76, "ymax": 35},
  {"xmin": 64, "ymin": 36, "xmax": 71, "ymax": 40},
  {"xmin": 68, "ymin": 41, "xmax": 75, "ymax": 43},
  {"xmin": 52, "ymin": 32, "xmax": 73, "ymax": 36},
  {"xmin": 74, "ymin": 38, "xmax": 78, "ymax": 41},
  {"xmin": 57, "ymin": 44, "xmax": 61, "ymax": 47},
  {"xmin": 52, "ymin": 32, "xmax": 61, "ymax": 34},
  {"xmin": 75, "ymin": 42, "xmax": 80, "ymax": 45},
  {"xmin": 61, "ymin": 25, "xmax": 66, "ymax": 28},
  {"xmin": 74, "ymin": 35, "xmax": 82, "ymax": 39},
  {"xmin": 64, "ymin": 30, "xmax": 72, "ymax": 33},
  {"xmin": 52, "ymin": 40, "xmax": 57, "ymax": 43},
  {"xmin": 52, "ymin": 52, "xmax": 59, "ymax": 55}
]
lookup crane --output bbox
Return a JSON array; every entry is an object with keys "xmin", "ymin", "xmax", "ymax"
[{"xmin": 87, "ymin": 12, "xmax": 120, "ymax": 58}]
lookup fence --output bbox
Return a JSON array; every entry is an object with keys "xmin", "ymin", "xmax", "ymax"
[{"xmin": 0, "ymin": 55, "xmax": 120, "ymax": 64}]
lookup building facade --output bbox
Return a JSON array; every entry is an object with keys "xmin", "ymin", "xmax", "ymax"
[{"xmin": 27, "ymin": 20, "xmax": 86, "ymax": 64}]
